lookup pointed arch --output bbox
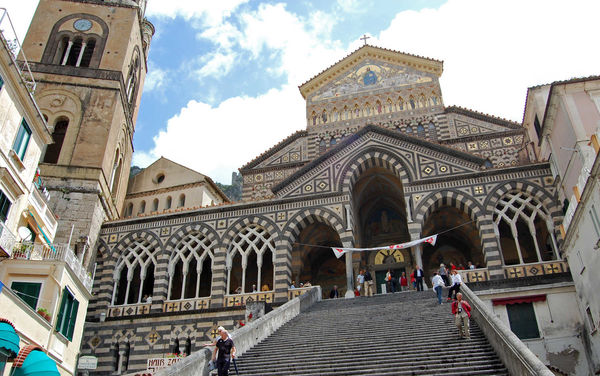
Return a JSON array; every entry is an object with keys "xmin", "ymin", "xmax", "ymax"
[
  {"xmin": 485, "ymin": 181, "xmax": 563, "ymax": 263},
  {"xmin": 111, "ymin": 231, "xmax": 162, "ymax": 306},
  {"xmin": 164, "ymin": 223, "xmax": 220, "ymax": 300},
  {"xmin": 338, "ymin": 147, "xmax": 414, "ymax": 195}
]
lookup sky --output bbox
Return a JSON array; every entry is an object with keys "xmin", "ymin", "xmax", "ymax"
[{"xmin": 3, "ymin": 0, "xmax": 600, "ymax": 184}]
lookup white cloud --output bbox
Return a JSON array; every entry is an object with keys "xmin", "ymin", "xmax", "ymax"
[
  {"xmin": 144, "ymin": 67, "xmax": 167, "ymax": 92},
  {"xmin": 238, "ymin": 3, "xmax": 345, "ymax": 84},
  {"xmin": 146, "ymin": 0, "xmax": 249, "ymax": 26},
  {"xmin": 377, "ymin": 0, "xmax": 600, "ymax": 121},
  {"xmin": 336, "ymin": 0, "xmax": 369, "ymax": 14},
  {"xmin": 195, "ymin": 51, "xmax": 237, "ymax": 79},
  {"xmin": 133, "ymin": 84, "xmax": 306, "ymax": 183}
]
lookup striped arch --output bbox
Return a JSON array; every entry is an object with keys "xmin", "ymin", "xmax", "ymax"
[
  {"xmin": 414, "ymin": 189, "xmax": 485, "ymax": 227},
  {"xmin": 282, "ymin": 208, "xmax": 347, "ymax": 253},
  {"xmin": 164, "ymin": 222, "xmax": 220, "ymax": 255},
  {"xmin": 112, "ymin": 230, "xmax": 163, "ymax": 262},
  {"xmin": 88, "ymin": 239, "xmax": 111, "ymax": 317},
  {"xmin": 413, "ymin": 189, "xmax": 496, "ymax": 269},
  {"xmin": 485, "ymin": 180, "xmax": 564, "ymax": 251},
  {"xmin": 111, "ymin": 230, "xmax": 163, "ymax": 305},
  {"xmin": 163, "ymin": 223, "xmax": 220, "ymax": 300},
  {"xmin": 338, "ymin": 147, "xmax": 413, "ymax": 194},
  {"xmin": 222, "ymin": 215, "xmax": 280, "ymax": 294},
  {"xmin": 222, "ymin": 215, "xmax": 280, "ymax": 251}
]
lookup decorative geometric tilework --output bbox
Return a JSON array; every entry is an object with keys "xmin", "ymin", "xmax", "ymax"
[
  {"xmin": 146, "ymin": 330, "xmax": 160, "ymax": 346},
  {"xmin": 109, "ymin": 234, "xmax": 118, "ymax": 243},
  {"xmin": 160, "ymin": 227, "xmax": 170, "ymax": 236}
]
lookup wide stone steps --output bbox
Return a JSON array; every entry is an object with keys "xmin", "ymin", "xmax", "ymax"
[{"xmin": 234, "ymin": 291, "xmax": 509, "ymax": 375}]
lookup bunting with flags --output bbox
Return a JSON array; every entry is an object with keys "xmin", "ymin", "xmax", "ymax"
[{"xmin": 331, "ymin": 234, "xmax": 438, "ymax": 259}]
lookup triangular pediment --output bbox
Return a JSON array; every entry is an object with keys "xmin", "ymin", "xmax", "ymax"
[
  {"xmin": 240, "ymin": 131, "xmax": 308, "ymax": 171},
  {"xmin": 299, "ymin": 45, "xmax": 443, "ymax": 101},
  {"xmin": 272, "ymin": 125, "xmax": 486, "ymax": 199},
  {"xmin": 444, "ymin": 107, "xmax": 522, "ymax": 139}
]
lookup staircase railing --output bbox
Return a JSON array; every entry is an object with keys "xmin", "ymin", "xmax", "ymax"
[
  {"xmin": 152, "ymin": 286, "xmax": 322, "ymax": 376},
  {"xmin": 461, "ymin": 284, "xmax": 554, "ymax": 376}
]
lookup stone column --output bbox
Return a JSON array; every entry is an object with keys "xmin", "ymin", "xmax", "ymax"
[
  {"xmin": 413, "ymin": 244, "xmax": 423, "ymax": 268},
  {"xmin": 344, "ymin": 250, "xmax": 354, "ymax": 298},
  {"xmin": 210, "ymin": 246, "xmax": 228, "ymax": 307}
]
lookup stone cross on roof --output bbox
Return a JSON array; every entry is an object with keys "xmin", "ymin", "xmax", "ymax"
[{"xmin": 360, "ymin": 34, "xmax": 370, "ymax": 45}]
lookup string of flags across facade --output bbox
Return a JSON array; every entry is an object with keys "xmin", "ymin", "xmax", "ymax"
[{"xmin": 331, "ymin": 234, "xmax": 437, "ymax": 259}]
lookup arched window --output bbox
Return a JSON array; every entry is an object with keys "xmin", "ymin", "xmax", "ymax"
[
  {"xmin": 139, "ymin": 201, "xmax": 146, "ymax": 214},
  {"xmin": 125, "ymin": 55, "xmax": 140, "ymax": 105},
  {"xmin": 112, "ymin": 236, "xmax": 158, "ymax": 305},
  {"xmin": 178, "ymin": 194, "xmax": 186, "ymax": 208},
  {"xmin": 152, "ymin": 198, "xmax": 159, "ymax": 212},
  {"xmin": 43, "ymin": 15, "xmax": 109, "ymax": 68},
  {"xmin": 165, "ymin": 196, "xmax": 172, "ymax": 210},
  {"xmin": 43, "ymin": 117, "xmax": 69, "ymax": 163},
  {"xmin": 185, "ymin": 338, "xmax": 192, "ymax": 357},
  {"xmin": 493, "ymin": 191, "xmax": 558, "ymax": 265},
  {"xmin": 227, "ymin": 224, "xmax": 276, "ymax": 294},
  {"xmin": 110, "ymin": 150, "xmax": 123, "ymax": 197},
  {"xmin": 125, "ymin": 203, "xmax": 133, "ymax": 217},
  {"xmin": 168, "ymin": 231, "xmax": 215, "ymax": 300},
  {"xmin": 123, "ymin": 342, "xmax": 130, "ymax": 371}
]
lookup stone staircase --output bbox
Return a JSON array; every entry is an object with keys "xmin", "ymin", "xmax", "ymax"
[{"xmin": 235, "ymin": 291, "xmax": 509, "ymax": 375}]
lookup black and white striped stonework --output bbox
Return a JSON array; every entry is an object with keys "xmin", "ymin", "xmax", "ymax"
[{"xmin": 235, "ymin": 291, "xmax": 509, "ymax": 376}]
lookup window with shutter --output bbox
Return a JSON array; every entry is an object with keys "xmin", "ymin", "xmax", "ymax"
[
  {"xmin": 11, "ymin": 282, "xmax": 41, "ymax": 310},
  {"xmin": 56, "ymin": 287, "xmax": 79, "ymax": 341}
]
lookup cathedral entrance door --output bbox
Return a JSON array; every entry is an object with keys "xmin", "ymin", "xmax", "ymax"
[{"xmin": 374, "ymin": 267, "xmax": 405, "ymax": 294}]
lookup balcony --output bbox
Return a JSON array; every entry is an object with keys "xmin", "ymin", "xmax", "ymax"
[
  {"xmin": 10, "ymin": 242, "xmax": 93, "ymax": 292},
  {"xmin": 0, "ymin": 221, "xmax": 17, "ymax": 258},
  {"xmin": 28, "ymin": 183, "xmax": 57, "ymax": 238},
  {"xmin": 0, "ymin": 8, "xmax": 37, "ymax": 93}
]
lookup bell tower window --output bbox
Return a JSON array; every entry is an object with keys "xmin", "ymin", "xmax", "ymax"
[
  {"xmin": 42, "ymin": 15, "xmax": 108, "ymax": 69},
  {"xmin": 43, "ymin": 118, "xmax": 69, "ymax": 164}
]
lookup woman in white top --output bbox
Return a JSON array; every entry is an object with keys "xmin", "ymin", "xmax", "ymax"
[{"xmin": 447, "ymin": 269, "xmax": 463, "ymax": 301}]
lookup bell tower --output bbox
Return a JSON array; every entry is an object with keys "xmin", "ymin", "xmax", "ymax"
[{"xmin": 21, "ymin": 0, "xmax": 154, "ymax": 268}]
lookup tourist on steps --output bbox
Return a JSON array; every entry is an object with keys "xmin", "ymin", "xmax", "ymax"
[
  {"xmin": 356, "ymin": 269, "xmax": 365, "ymax": 293},
  {"xmin": 385, "ymin": 269, "xmax": 395, "ymax": 293},
  {"xmin": 439, "ymin": 263, "xmax": 449, "ymax": 286},
  {"xmin": 447, "ymin": 269, "xmax": 463, "ymax": 301},
  {"xmin": 431, "ymin": 272, "xmax": 444, "ymax": 304},
  {"xmin": 414, "ymin": 265, "xmax": 424, "ymax": 291},
  {"xmin": 399, "ymin": 272, "xmax": 408, "ymax": 291},
  {"xmin": 212, "ymin": 326, "xmax": 236, "ymax": 376},
  {"xmin": 330, "ymin": 285, "xmax": 339, "ymax": 298},
  {"xmin": 451, "ymin": 293, "xmax": 471, "ymax": 339},
  {"xmin": 363, "ymin": 269, "xmax": 374, "ymax": 296}
]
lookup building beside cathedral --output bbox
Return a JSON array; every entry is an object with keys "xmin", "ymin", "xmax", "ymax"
[
  {"xmin": 523, "ymin": 75, "xmax": 600, "ymax": 373},
  {"xmin": 0, "ymin": 7, "xmax": 91, "ymax": 376}
]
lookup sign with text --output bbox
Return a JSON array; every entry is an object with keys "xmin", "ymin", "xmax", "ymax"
[
  {"xmin": 146, "ymin": 357, "xmax": 183, "ymax": 372},
  {"xmin": 78, "ymin": 355, "xmax": 98, "ymax": 370}
]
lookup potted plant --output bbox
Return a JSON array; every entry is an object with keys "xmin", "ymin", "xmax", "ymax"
[{"xmin": 37, "ymin": 307, "xmax": 51, "ymax": 322}]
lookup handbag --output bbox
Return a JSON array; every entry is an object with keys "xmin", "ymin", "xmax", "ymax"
[{"xmin": 208, "ymin": 360, "xmax": 217, "ymax": 371}]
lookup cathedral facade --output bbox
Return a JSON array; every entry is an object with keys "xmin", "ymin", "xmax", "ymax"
[{"xmin": 82, "ymin": 46, "xmax": 587, "ymax": 373}]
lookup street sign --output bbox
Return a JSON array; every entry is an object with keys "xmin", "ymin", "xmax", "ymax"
[{"xmin": 78, "ymin": 355, "xmax": 98, "ymax": 370}]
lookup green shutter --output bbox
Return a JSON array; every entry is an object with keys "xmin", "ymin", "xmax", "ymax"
[
  {"xmin": 66, "ymin": 298, "xmax": 79, "ymax": 341},
  {"xmin": 0, "ymin": 191, "xmax": 11, "ymax": 223},
  {"xmin": 55, "ymin": 289, "xmax": 69, "ymax": 334},
  {"xmin": 11, "ymin": 282, "xmax": 41, "ymax": 310},
  {"xmin": 12, "ymin": 120, "xmax": 31, "ymax": 160}
]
